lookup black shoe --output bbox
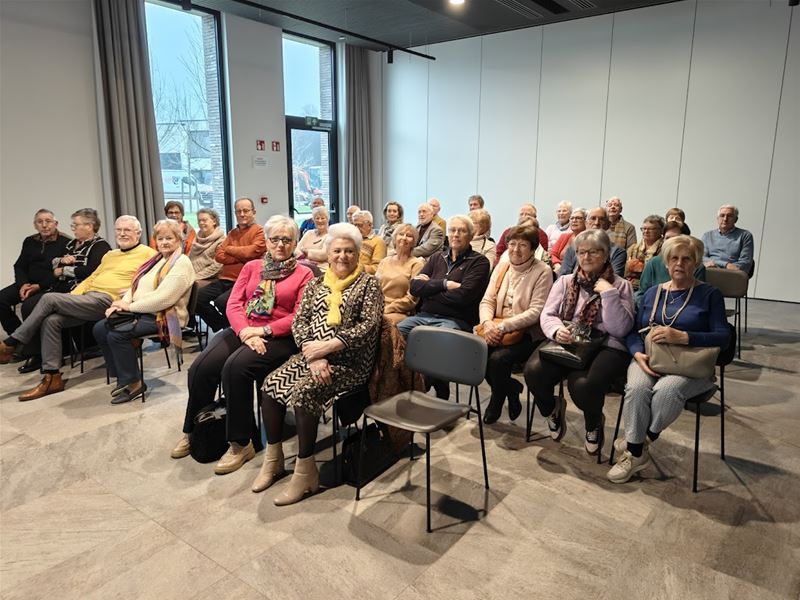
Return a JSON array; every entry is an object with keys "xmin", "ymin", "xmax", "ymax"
[
  {"xmin": 585, "ymin": 415, "xmax": 605, "ymax": 456},
  {"xmin": 111, "ymin": 383, "xmax": 147, "ymax": 405},
  {"xmin": 483, "ymin": 397, "xmax": 503, "ymax": 424},
  {"xmin": 110, "ymin": 382, "xmax": 126, "ymax": 397},
  {"xmin": 17, "ymin": 357, "xmax": 42, "ymax": 374},
  {"xmin": 507, "ymin": 380, "xmax": 523, "ymax": 421}
]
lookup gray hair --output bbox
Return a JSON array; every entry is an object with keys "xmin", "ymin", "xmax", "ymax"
[
  {"xmin": 573, "ymin": 228, "xmax": 611, "ymax": 258},
  {"xmin": 324, "ymin": 222, "xmax": 362, "ymax": 252},
  {"xmin": 448, "ymin": 214, "xmax": 474, "ymax": 238},
  {"xmin": 352, "ymin": 210, "xmax": 374, "ymax": 225},
  {"xmin": 571, "ymin": 208, "xmax": 588, "ymax": 220},
  {"xmin": 263, "ymin": 214, "xmax": 299, "ymax": 242},
  {"xmin": 662, "ymin": 234, "xmax": 704, "ymax": 264},
  {"xmin": 234, "ymin": 197, "xmax": 255, "ymax": 210},
  {"xmin": 34, "ymin": 208, "xmax": 55, "ymax": 219},
  {"xmin": 468, "ymin": 194, "xmax": 485, "ymax": 208},
  {"xmin": 71, "ymin": 208, "xmax": 101, "ymax": 233},
  {"xmin": 116, "ymin": 215, "xmax": 142, "ymax": 232},
  {"xmin": 153, "ymin": 219, "xmax": 184, "ymax": 241},
  {"xmin": 642, "ymin": 214, "xmax": 665, "ymax": 231},
  {"xmin": 718, "ymin": 204, "xmax": 739, "ymax": 219},
  {"xmin": 197, "ymin": 208, "xmax": 220, "ymax": 227},
  {"xmin": 312, "ymin": 205, "xmax": 329, "ymax": 219},
  {"xmin": 392, "ymin": 222, "xmax": 419, "ymax": 245},
  {"xmin": 557, "ymin": 201, "xmax": 573, "ymax": 211}
]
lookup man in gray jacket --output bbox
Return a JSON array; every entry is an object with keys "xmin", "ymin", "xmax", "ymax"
[{"xmin": 412, "ymin": 202, "xmax": 445, "ymax": 259}]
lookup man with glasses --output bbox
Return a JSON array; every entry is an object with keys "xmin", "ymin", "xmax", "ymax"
[
  {"xmin": 398, "ymin": 215, "xmax": 491, "ymax": 399},
  {"xmin": 559, "ymin": 207, "xmax": 627, "ymax": 277},
  {"xmin": 0, "ymin": 216, "xmax": 156, "ymax": 401},
  {"xmin": 195, "ymin": 197, "xmax": 266, "ymax": 332},
  {"xmin": 605, "ymin": 196, "xmax": 637, "ymax": 249},
  {"xmin": 702, "ymin": 204, "xmax": 754, "ymax": 273},
  {"xmin": 0, "ymin": 209, "xmax": 69, "ymax": 341}
]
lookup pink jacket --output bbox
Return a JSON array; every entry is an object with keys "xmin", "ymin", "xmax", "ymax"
[{"xmin": 226, "ymin": 259, "xmax": 314, "ymax": 337}]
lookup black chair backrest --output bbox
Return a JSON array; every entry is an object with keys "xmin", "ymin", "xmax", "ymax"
[
  {"xmin": 187, "ymin": 281, "xmax": 200, "ymax": 315},
  {"xmin": 404, "ymin": 326, "xmax": 488, "ymax": 387},
  {"xmin": 718, "ymin": 322, "xmax": 737, "ymax": 367}
]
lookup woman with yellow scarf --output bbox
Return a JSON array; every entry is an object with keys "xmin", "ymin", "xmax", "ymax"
[{"xmin": 256, "ymin": 223, "xmax": 383, "ymax": 504}]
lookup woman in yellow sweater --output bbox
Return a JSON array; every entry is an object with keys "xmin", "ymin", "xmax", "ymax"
[
  {"xmin": 94, "ymin": 219, "xmax": 195, "ymax": 404},
  {"xmin": 375, "ymin": 223, "xmax": 424, "ymax": 325}
]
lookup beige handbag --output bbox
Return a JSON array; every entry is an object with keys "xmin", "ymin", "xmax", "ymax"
[{"xmin": 644, "ymin": 284, "xmax": 719, "ymax": 379}]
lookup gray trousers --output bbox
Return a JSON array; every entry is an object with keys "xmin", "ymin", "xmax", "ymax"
[
  {"xmin": 622, "ymin": 360, "xmax": 716, "ymax": 444},
  {"xmin": 10, "ymin": 291, "xmax": 112, "ymax": 371}
]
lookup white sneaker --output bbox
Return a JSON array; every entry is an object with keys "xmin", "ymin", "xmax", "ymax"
[
  {"xmin": 607, "ymin": 449, "xmax": 651, "ymax": 484},
  {"xmin": 613, "ymin": 437, "xmax": 627, "ymax": 456}
]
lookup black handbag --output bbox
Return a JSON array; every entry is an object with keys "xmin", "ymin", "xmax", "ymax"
[
  {"xmin": 539, "ymin": 330, "xmax": 607, "ymax": 370},
  {"xmin": 340, "ymin": 422, "xmax": 398, "ymax": 487},
  {"xmin": 189, "ymin": 402, "xmax": 229, "ymax": 463},
  {"xmin": 105, "ymin": 310, "xmax": 139, "ymax": 333}
]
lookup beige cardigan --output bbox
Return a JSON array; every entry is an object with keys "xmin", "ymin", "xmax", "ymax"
[
  {"xmin": 479, "ymin": 258, "xmax": 553, "ymax": 339},
  {"xmin": 123, "ymin": 255, "xmax": 196, "ymax": 327}
]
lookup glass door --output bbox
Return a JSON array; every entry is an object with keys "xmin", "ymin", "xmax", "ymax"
[{"xmin": 286, "ymin": 116, "xmax": 337, "ymax": 225}]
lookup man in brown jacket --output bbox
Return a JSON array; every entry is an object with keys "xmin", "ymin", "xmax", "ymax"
[{"xmin": 195, "ymin": 197, "xmax": 266, "ymax": 331}]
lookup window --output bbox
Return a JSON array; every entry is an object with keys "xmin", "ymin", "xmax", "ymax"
[
  {"xmin": 282, "ymin": 35, "xmax": 337, "ymax": 225},
  {"xmin": 145, "ymin": 2, "xmax": 229, "ymax": 230}
]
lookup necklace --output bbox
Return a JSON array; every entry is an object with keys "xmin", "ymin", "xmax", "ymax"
[
  {"xmin": 667, "ymin": 288, "xmax": 688, "ymax": 305},
  {"xmin": 661, "ymin": 282, "xmax": 694, "ymax": 325}
]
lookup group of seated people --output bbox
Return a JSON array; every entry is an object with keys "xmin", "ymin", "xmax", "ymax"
[{"xmin": 0, "ymin": 194, "xmax": 753, "ymax": 503}]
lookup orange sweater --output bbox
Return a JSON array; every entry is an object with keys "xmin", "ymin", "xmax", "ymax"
[{"xmin": 214, "ymin": 223, "xmax": 266, "ymax": 281}]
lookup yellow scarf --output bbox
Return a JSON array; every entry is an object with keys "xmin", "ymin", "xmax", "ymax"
[{"xmin": 323, "ymin": 264, "xmax": 363, "ymax": 325}]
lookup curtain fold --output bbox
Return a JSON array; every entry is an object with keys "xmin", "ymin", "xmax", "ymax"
[
  {"xmin": 344, "ymin": 45, "xmax": 375, "ymax": 215},
  {"xmin": 93, "ymin": 0, "xmax": 163, "ymax": 242}
]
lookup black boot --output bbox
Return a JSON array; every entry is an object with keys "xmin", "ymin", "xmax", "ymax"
[
  {"xmin": 483, "ymin": 392, "xmax": 505, "ymax": 424},
  {"xmin": 507, "ymin": 379, "xmax": 524, "ymax": 421}
]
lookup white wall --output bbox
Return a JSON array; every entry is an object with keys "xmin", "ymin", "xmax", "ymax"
[
  {"xmin": 223, "ymin": 14, "xmax": 289, "ymax": 220},
  {"xmin": 378, "ymin": 0, "xmax": 798, "ymax": 302},
  {"xmin": 0, "ymin": 0, "xmax": 104, "ymax": 288}
]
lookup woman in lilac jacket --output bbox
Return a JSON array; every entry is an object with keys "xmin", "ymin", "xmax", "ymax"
[{"xmin": 524, "ymin": 229, "xmax": 634, "ymax": 456}]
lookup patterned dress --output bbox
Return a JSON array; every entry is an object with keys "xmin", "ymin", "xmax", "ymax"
[{"xmin": 262, "ymin": 272, "xmax": 384, "ymax": 416}]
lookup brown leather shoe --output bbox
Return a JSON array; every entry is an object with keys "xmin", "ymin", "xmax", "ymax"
[
  {"xmin": 0, "ymin": 341, "xmax": 15, "ymax": 364},
  {"xmin": 18, "ymin": 373, "xmax": 65, "ymax": 402}
]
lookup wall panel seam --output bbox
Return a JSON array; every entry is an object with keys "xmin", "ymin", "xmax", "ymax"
[
  {"xmin": 674, "ymin": 0, "xmax": 698, "ymax": 208},
  {"xmin": 598, "ymin": 13, "xmax": 615, "ymax": 207}
]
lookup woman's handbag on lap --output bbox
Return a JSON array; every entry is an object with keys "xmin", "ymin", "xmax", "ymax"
[{"xmin": 539, "ymin": 328, "xmax": 607, "ymax": 370}]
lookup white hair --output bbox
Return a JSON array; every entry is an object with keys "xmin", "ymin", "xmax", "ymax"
[
  {"xmin": 324, "ymin": 222, "xmax": 363, "ymax": 252},
  {"xmin": 263, "ymin": 215, "xmax": 299, "ymax": 242},
  {"xmin": 312, "ymin": 205, "xmax": 329, "ymax": 218},
  {"xmin": 352, "ymin": 210, "xmax": 374, "ymax": 225},
  {"xmin": 448, "ymin": 214, "xmax": 474, "ymax": 237},
  {"xmin": 116, "ymin": 215, "xmax": 142, "ymax": 232}
]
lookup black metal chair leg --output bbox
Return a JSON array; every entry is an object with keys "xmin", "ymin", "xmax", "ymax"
[
  {"xmin": 355, "ymin": 415, "xmax": 368, "ymax": 501},
  {"xmin": 693, "ymin": 403, "xmax": 701, "ymax": 493},
  {"xmin": 164, "ymin": 346, "xmax": 172, "ymax": 369},
  {"xmin": 525, "ymin": 388, "xmax": 534, "ymax": 443},
  {"xmin": 473, "ymin": 386, "xmax": 489, "ymax": 490},
  {"xmin": 719, "ymin": 366, "xmax": 726, "ymax": 460},
  {"xmin": 332, "ymin": 403, "xmax": 339, "ymax": 485},
  {"xmin": 426, "ymin": 432, "xmax": 432, "ymax": 534},
  {"xmin": 79, "ymin": 325, "xmax": 85, "ymax": 374},
  {"xmin": 609, "ymin": 392, "xmax": 626, "ymax": 465},
  {"xmin": 409, "ymin": 432, "xmax": 414, "ymax": 461},
  {"xmin": 466, "ymin": 386, "xmax": 473, "ymax": 420}
]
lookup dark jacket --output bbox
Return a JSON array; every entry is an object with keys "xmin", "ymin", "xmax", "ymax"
[
  {"xmin": 410, "ymin": 247, "xmax": 491, "ymax": 326},
  {"xmin": 51, "ymin": 236, "xmax": 112, "ymax": 292},
  {"xmin": 13, "ymin": 233, "xmax": 71, "ymax": 289}
]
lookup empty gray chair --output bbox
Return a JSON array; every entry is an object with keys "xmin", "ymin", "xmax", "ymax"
[
  {"xmin": 355, "ymin": 325, "xmax": 489, "ymax": 533},
  {"xmin": 705, "ymin": 268, "xmax": 748, "ymax": 358}
]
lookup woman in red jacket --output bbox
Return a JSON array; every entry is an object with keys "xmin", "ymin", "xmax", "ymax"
[{"xmin": 173, "ymin": 215, "xmax": 313, "ymax": 476}]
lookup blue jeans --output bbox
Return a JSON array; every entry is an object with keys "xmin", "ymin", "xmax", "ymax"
[{"xmin": 396, "ymin": 312, "xmax": 471, "ymax": 338}]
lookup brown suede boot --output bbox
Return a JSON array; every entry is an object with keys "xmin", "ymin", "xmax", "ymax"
[
  {"xmin": 18, "ymin": 373, "xmax": 65, "ymax": 402},
  {"xmin": 273, "ymin": 455, "xmax": 320, "ymax": 506},
  {"xmin": 0, "ymin": 341, "xmax": 15, "ymax": 364}
]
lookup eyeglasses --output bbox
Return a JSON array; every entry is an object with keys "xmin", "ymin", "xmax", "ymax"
[
  {"xmin": 115, "ymin": 228, "xmax": 137, "ymax": 235},
  {"xmin": 70, "ymin": 222, "xmax": 91, "ymax": 230},
  {"xmin": 640, "ymin": 227, "xmax": 660, "ymax": 232},
  {"xmin": 235, "ymin": 208, "xmax": 253, "ymax": 215},
  {"xmin": 268, "ymin": 237, "xmax": 293, "ymax": 245},
  {"xmin": 448, "ymin": 228, "xmax": 469, "ymax": 234},
  {"xmin": 570, "ymin": 216, "xmax": 586, "ymax": 221},
  {"xmin": 577, "ymin": 249, "xmax": 603, "ymax": 257}
]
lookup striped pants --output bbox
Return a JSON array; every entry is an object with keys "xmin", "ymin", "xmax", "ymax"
[{"xmin": 622, "ymin": 360, "xmax": 716, "ymax": 444}]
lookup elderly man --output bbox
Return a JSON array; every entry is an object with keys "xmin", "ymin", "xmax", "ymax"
[
  {"xmin": 149, "ymin": 201, "xmax": 196, "ymax": 253},
  {"xmin": 299, "ymin": 197, "xmax": 325, "ymax": 235},
  {"xmin": 496, "ymin": 203, "xmax": 549, "ymax": 257},
  {"xmin": 606, "ymin": 196, "xmax": 637, "ymax": 249},
  {"xmin": 468, "ymin": 194, "xmax": 485, "ymax": 211},
  {"xmin": 0, "ymin": 209, "xmax": 70, "ymax": 339},
  {"xmin": 398, "ymin": 215, "xmax": 491, "ymax": 398},
  {"xmin": 0, "ymin": 216, "xmax": 156, "ymax": 400},
  {"xmin": 559, "ymin": 207, "xmax": 627, "ymax": 277},
  {"xmin": 352, "ymin": 210, "xmax": 386, "ymax": 274},
  {"xmin": 702, "ymin": 204, "xmax": 754, "ymax": 273},
  {"xmin": 196, "ymin": 197, "xmax": 266, "ymax": 332},
  {"xmin": 346, "ymin": 204, "xmax": 360, "ymax": 224},
  {"xmin": 412, "ymin": 202, "xmax": 445, "ymax": 259},
  {"xmin": 428, "ymin": 198, "xmax": 447, "ymax": 235}
]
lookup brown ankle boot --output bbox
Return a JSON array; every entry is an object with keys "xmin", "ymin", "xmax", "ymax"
[
  {"xmin": 19, "ymin": 373, "xmax": 65, "ymax": 402},
  {"xmin": 0, "ymin": 341, "xmax": 15, "ymax": 364},
  {"xmin": 273, "ymin": 456, "xmax": 320, "ymax": 506}
]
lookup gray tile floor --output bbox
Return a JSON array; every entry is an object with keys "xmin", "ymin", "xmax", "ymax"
[{"xmin": 1, "ymin": 299, "xmax": 798, "ymax": 599}]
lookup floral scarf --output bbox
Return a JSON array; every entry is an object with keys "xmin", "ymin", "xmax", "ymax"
[
  {"xmin": 245, "ymin": 254, "xmax": 298, "ymax": 318},
  {"xmin": 561, "ymin": 261, "xmax": 615, "ymax": 328},
  {"xmin": 130, "ymin": 248, "xmax": 184, "ymax": 348},
  {"xmin": 323, "ymin": 264, "xmax": 363, "ymax": 326}
]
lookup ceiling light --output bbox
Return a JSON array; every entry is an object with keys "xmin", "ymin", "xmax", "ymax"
[{"xmin": 449, "ymin": 0, "xmax": 465, "ymax": 5}]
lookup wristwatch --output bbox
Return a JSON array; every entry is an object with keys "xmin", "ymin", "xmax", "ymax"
[
  {"xmin": 497, "ymin": 323, "xmax": 506, "ymax": 334},
  {"xmin": 262, "ymin": 325, "xmax": 272, "ymax": 337}
]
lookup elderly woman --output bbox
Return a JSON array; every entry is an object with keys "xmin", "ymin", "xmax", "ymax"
[
  {"xmin": 479, "ymin": 225, "xmax": 553, "ymax": 424},
  {"xmin": 296, "ymin": 205, "xmax": 330, "ymax": 272},
  {"xmin": 188, "ymin": 208, "xmax": 225, "ymax": 287},
  {"xmin": 607, "ymin": 235, "xmax": 728, "ymax": 483},
  {"xmin": 470, "ymin": 208, "xmax": 497, "ymax": 268},
  {"xmin": 149, "ymin": 201, "xmax": 196, "ymax": 253},
  {"xmin": 172, "ymin": 216, "xmax": 313, "ymax": 473},
  {"xmin": 545, "ymin": 201, "xmax": 573, "ymax": 249},
  {"xmin": 625, "ymin": 215, "xmax": 665, "ymax": 290},
  {"xmin": 378, "ymin": 201, "xmax": 404, "ymax": 247},
  {"xmin": 550, "ymin": 209, "xmax": 587, "ymax": 273},
  {"xmin": 93, "ymin": 219, "xmax": 195, "ymax": 404},
  {"xmin": 375, "ymin": 223, "xmax": 424, "ymax": 324},
  {"xmin": 352, "ymin": 210, "xmax": 386, "ymax": 274},
  {"xmin": 524, "ymin": 229, "xmax": 634, "ymax": 455},
  {"xmin": 255, "ymin": 223, "xmax": 383, "ymax": 504}
]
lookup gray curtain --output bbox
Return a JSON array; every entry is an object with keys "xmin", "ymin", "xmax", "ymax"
[
  {"xmin": 344, "ymin": 45, "xmax": 374, "ymax": 215},
  {"xmin": 94, "ymin": 0, "xmax": 163, "ymax": 242}
]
